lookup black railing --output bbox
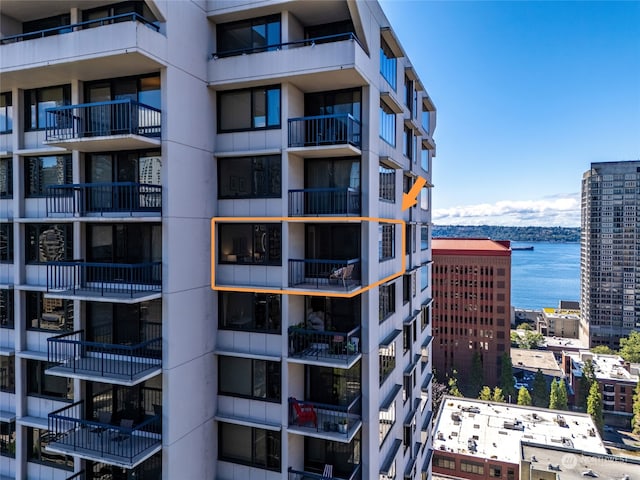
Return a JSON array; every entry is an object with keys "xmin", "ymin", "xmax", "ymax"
[
  {"xmin": 288, "ymin": 395, "xmax": 361, "ymax": 437},
  {"xmin": 288, "ymin": 326, "xmax": 360, "ymax": 364},
  {"xmin": 48, "ymin": 401, "xmax": 161, "ymax": 465},
  {"xmin": 45, "ymin": 99, "xmax": 161, "ymax": 142},
  {"xmin": 288, "ymin": 188, "xmax": 360, "ymax": 216},
  {"xmin": 65, "ymin": 472, "xmax": 86, "ymax": 480},
  {"xmin": 46, "ymin": 183, "xmax": 162, "ymax": 216},
  {"xmin": 288, "ymin": 258, "xmax": 360, "ymax": 290},
  {"xmin": 47, "ymin": 261, "xmax": 162, "ymax": 298},
  {"xmin": 0, "ymin": 13, "xmax": 159, "ymax": 45},
  {"xmin": 288, "ymin": 464, "xmax": 362, "ymax": 480},
  {"xmin": 47, "ymin": 330, "xmax": 161, "ymax": 381},
  {"xmin": 288, "ymin": 114, "xmax": 361, "ymax": 148},
  {"xmin": 213, "ymin": 31, "xmax": 363, "ymax": 58}
]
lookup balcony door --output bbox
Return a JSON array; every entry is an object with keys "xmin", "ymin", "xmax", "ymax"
[
  {"xmin": 304, "ymin": 88, "xmax": 361, "ymax": 145},
  {"xmin": 304, "ymin": 158, "xmax": 360, "ymax": 214},
  {"xmin": 87, "ymin": 223, "xmax": 161, "ymax": 265},
  {"xmin": 305, "ymin": 224, "xmax": 360, "ymax": 261}
]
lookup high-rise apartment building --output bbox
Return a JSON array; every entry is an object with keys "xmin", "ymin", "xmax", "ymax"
[
  {"xmin": 0, "ymin": 1, "xmax": 436, "ymax": 479},
  {"xmin": 580, "ymin": 161, "xmax": 640, "ymax": 349},
  {"xmin": 432, "ymin": 239, "xmax": 511, "ymax": 389}
]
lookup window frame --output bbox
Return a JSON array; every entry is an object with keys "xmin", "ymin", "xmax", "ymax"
[
  {"xmin": 379, "ymin": 102, "xmax": 396, "ymax": 146},
  {"xmin": 0, "ymin": 355, "xmax": 14, "ymax": 393},
  {"xmin": 379, "ymin": 164, "xmax": 396, "ymax": 202},
  {"xmin": 379, "ymin": 342, "xmax": 396, "ymax": 386},
  {"xmin": 27, "ymin": 427, "xmax": 74, "ymax": 470},
  {"xmin": 218, "ymin": 356, "xmax": 281, "ymax": 402},
  {"xmin": 0, "ymin": 223, "xmax": 12, "ymax": 263},
  {"xmin": 218, "ymin": 422, "xmax": 281, "ymax": 472},
  {"xmin": 0, "ymin": 289, "xmax": 13, "ymax": 329},
  {"xmin": 24, "ymin": 154, "xmax": 72, "ymax": 197},
  {"xmin": 24, "ymin": 84, "xmax": 71, "ymax": 132},
  {"xmin": 26, "ymin": 360, "xmax": 73, "ymax": 401},
  {"xmin": 379, "ymin": 282, "xmax": 396, "ymax": 323},
  {"xmin": 25, "ymin": 223, "xmax": 74, "ymax": 264},
  {"xmin": 0, "ymin": 421, "xmax": 15, "ymax": 458},
  {"xmin": 217, "ymin": 85, "xmax": 281, "ymax": 133},
  {"xmin": 218, "ymin": 292, "xmax": 281, "ymax": 334},
  {"xmin": 420, "ymin": 225, "xmax": 429, "ymax": 251},
  {"xmin": 380, "ymin": 38, "xmax": 397, "ymax": 90},
  {"xmin": 0, "ymin": 157, "xmax": 12, "ymax": 198},
  {"xmin": 218, "ymin": 223, "xmax": 282, "ymax": 266},
  {"xmin": 216, "ymin": 14, "xmax": 281, "ymax": 57},
  {"xmin": 0, "ymin": 92, "xmax": 12, "ymax": 134},
  {"xmin": 217, "ymin": 155, "xmax": 281, "ymax": 199},
  {"xmin": 26, "ymin": 291, "xmax": 74, "ymax": 332},
  {"xmin": 379, "ymin": 224, "xmax": 395, "ymax": 261}
]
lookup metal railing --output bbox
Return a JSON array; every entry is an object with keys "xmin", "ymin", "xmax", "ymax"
[
  {"xmin": 47, "ymin": 261, "xmax": 162, "ymax": 297},
  {"xmin": 65, "ymin": 472, "xmax": 86, "ymax": 480},
  {"xmin": 46, "ymin": 182, "xmax": 162, "ymax": 216},
  {"xmin": 288, "ymin": 114, "xmax": 361, "ymax": 148},
  {"xmin": 288, "ymin": 464, "xmax": 361, "ymax": 480},
  {"xmin": 288, "ymin": 187, "xmax": 360, "ymax": 216},
  {"xmin": 288, "ymin": 326, "xmax": 360, "ymax": 364},
  {"xmin": 45, "ymin": 99, "xmax": 161, "ymax": 142},
  {"xmin": 0, "ymin": 13, "xmax": 159, "ymax": 45},
  {"xmin": 288, "ymin": 258, "xmax": 360, "ymax": 290},
  {"xmin": 213, "ymin": 31, "xmax": 363, "ymax": 58},
  {"xmin": 288, "ymin": 395, "xmax": 361, "ymax": 436},
  {"xmin": 48, "ymin": 330, "xmax": 161, "ymax": 381},
  {"xmin": 48, "ymin": 401, "xmax": 161, "ymax": 464}
]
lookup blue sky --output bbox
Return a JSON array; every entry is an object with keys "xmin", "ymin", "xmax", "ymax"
[{"xmin": 379, "ymin": 0, "xmax": 640, "ymax": 226}]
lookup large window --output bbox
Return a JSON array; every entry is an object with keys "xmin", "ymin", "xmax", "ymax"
[
  {"xmin": 461, "ymin": 461, "xmax": 484, "ymax": 475},
  {"xmin": 87, "ymin": 300, "xmax": 161, "ymax": 344},
  {"xmin": 0, "ymin": 289, "xmax": 13, "ymax": 328},
  {"xmin": 25, "ymin": 224, "xmax": 73, "ymax": 264},
  {"xmin": 26, "ymin": 292, "xmax": 73, "ymax": 332},
  {"xmin": 219, "ymin": 356, "xmax": 281, "ymax": 402},
  {"xmin": 216, "ymin": 15, "xmax": 281, "ymax": 56},
  {"xmin": 379, "ymin": 102, "xmax": 396, "ymax": 146},
  {"xmin": 219, "ymin": 423, "xmax": 281, "ymax": 471},
  {"xmin": 0, "ymin": 93, "xmax": 12, "ymax": 133},
  {"xmin": 24, "ymin": 85, "xmax": 71, "ymax": 131},
  {"xmin": 421, "ymin": 186, "xmax": 429, "ymax": 210},
  {"xmin": 27, "ymin": 360, "xmax": 73, "ymax": 401},
  {"xmin": 0, "ymin": 356, "xmax": 14, "ymax": 392},
  {"xmin": 403, "ymin": 126, "xmax": 413, "ymax": 160},
  {"xmin": 0, "ymin": 223, "xmax": 12, "ymax": 263},
  {"xmin": 380, "ymin": 38, "xmax": 397, "ymax": 90},
  {"xmin": 304, "ymin": 434, "xmax": 361, "ymax": 479},
  {"xmin": 83, "ymin": 1, "xmax": 158, "ymax": 26},
  {"xmin": 218, "ymin": 85, "xmax": 280, "ymax": 132},
  {"xmin": 24, "ymin": 155, "xmax": 72, "ymax": 197},
  {"xmin": 219, "ymin": 292, "xmax": 281, "ymax": 333},
  {"xmin": 379, "ymin": 224, "xmax": 395, "ymax": 261},
  {"xmin": 420, "ymin": 225, "xmax": 429, "ymax": 250},
  {"xmin": 0, "ymin": 421, "xmax": 15, "ymax": 458},
  {"xmin": 379, "ymin": 164, "xmax": 395, "ymax": 202},
  {"xmin": 218, "ymin": 155, "xmax": 280, "ymax": 199},
  {"xmin": 379, "ymin": 342, "xmax": 396, "ymax": 385},
  {"xmin": 379, "ymin": 283, "xmax": 395, "ymax": 323},
  {"xmin": 421, "ymin": 264, "xmax": 429, "ymax": 291},
  {"xmin": 421, "ymin": 148, "xmax": 429, "ymax": 172},
  {"xmin": 88, "ymin": 223, "xmax": 161, "ymax": 264},
  {"xmin": 379, "ymin": 401, "xmax": 395, "ymax": 446},
  {"xmin": 307, "ymin": 362, "xmax": 361, "ymax": 406},
  {"xmin": 27, "ymin": 427, "xmax": 73, "ymax": 470},
  {"xmin": 0, "ymin": 158, "xmax": 11, "ymax": 198},
  {"xmin": 219, "ymin": 223, "xmax": 281, "ymax": 265},
  {"xmin": 23, "ymin": 13, "xmax": 70, "ymax": 35},
  {"xmin": 421, "ymin": 304, "xmax": 430, "ymax": 331}
]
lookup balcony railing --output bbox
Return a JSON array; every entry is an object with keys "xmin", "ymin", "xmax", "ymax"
[
  {"xmin": 288, "ymin": 464, "xmax": 361, "ymax": 480},
  {"xmin": 288, "ymin": 395, "xmax": 361, "ymax": 437},
  {"xmin": 289, "ymin": 326, "xmax": 360, "ymax": 365},
  {"xmin": 288, "ymin": 114, "xmax": 361, "ymax": 149},
  {"xmin": 48, "ymin": 401, "xmax": 161, "ymax": 467},
  {"xmin": 0, "ymin": 12, "xmax": 159, "ymax": 45},
  {"xmin": 45, "ymin": 99, "xmax": 161, "ymax": 142},
  {"xmin": 47, "ymin": 330, "xmax": 161, "ymax": 382},
  {"xmin": 47, "ymin": 261, "xmax": 162, "ymax": 298},
  {"xmin": 288, "ymin": 188, "xmax": 360, "ymax": 216},
  {"xmin": 288, "ymin": 259, "xmax": 360, "ymax": 291},
  {"xmin": 46, "ymin": 183, "xmax": 162, "ymax": 217}
]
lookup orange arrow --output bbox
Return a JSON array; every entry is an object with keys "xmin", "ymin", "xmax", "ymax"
[{"xmin": 402, "ymin": 175, "xmax": 427, "ymax": 211}]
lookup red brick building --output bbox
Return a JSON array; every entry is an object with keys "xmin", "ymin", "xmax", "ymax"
[{"xmin": 432, "ymin": 239, "xmax": 511, "ymax": 387}]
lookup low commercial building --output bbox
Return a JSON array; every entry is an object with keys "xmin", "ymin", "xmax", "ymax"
[
  {"xmin": 538, "ymin": 307, "xmax": 580, "ymax": 338},
  {"xmin": 511, "ymin": 348, "xmax": 565, "ymax": 394}
]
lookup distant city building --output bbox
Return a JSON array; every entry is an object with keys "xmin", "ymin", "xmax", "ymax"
[
  {"xmin": 537, "ymin": 306, "xmax": 580, "ymax": 338},
  {"xmin": 432, "ymin": 239, "xmax": 511, "ymax": 387},
  {"xmin": 580, "ymin": 161, "xmax": 640, "ymax": 348}
]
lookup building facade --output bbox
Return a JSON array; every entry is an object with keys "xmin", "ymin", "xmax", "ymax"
[
  {"xmin": 0, "ymin": 1, "xmax": 436, "ymax": 479},
  {"xmin": 580, "ymin": 161, "xmax": 640, "ymax": 349},
  {"xmin": 432, "ymin": 239, "xmax": 511, "ymax": 389}
]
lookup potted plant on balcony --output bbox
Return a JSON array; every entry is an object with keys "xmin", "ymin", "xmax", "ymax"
[{"xmin": 337, "ymin": 418, "xmax": 348, "ymax": 434}]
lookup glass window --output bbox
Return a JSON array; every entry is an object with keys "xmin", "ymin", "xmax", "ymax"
[
  {"xmin": 461, "ymin": 461, "xmax": 484, "ymax": 475},
  {"xmin": 0, "ymin": 421, "xmax": 15, "ymax": 458},
  {"xmin": 422, "ymin": 108, "xmax": 431, "ymax": 133},
  {"xmin": 219, "ymin": 223, "xmax": 281, "ymax": 265},
  {"xmin": 421, "ymin": 304, "xmax": 430, "ymax": 330},
  {"xmin": 379, "ymin": 224, "xmax": 395, "ymax": 261},
  {"xmin": 218, "ymin": 86, "xmax": 280, "ymax": 132},
  {"xmin": 379, "ymin": 102, "xmax": 396, "ymax": 146},
  {"xmin": 403, "ymin": 274, "xmax": 411, "ymax": 304},
  {"xmin": 421, "ymin": 265, "xmax": 429, "ymax": 291},
  {"xmin": 218, "ymin": 155, "xmax": 280, "ymax": 198},
  {"xmin": 0, "ymin": 158, "xmax": 12, "ymax": 198},
  {"xmin": 403, "ymin": 126, "xmax": 413, "ymax": 159},
  {"xmin": 0, "ymin": 223, "xmax": 12, "ymax": 263},
  {"xmin": 24, "ymin": 85, "xmax": 71, "ymax": 131},
  {"xmin": 219, "ymin": 423, "xmax": 281, "ymax": 471},
  {"xmin": 27, "ymin": 427, "xmax": 73, "ymax": 470},
  {"xmin": 0, "ymin": 93, "xmax": 12, "ymax": 133},
  {"xmin": 25, "ymin": 224, "xmax": 73, "ymax": 264},
  {"xmin": 26, "ymin": 292, "xmax": 73, "ymax": 332},
  {"xmin": 24, "ymin": 155, "xmax": 72, "ymax": 197},
  {"xmin": 379, "ymin": 283, "xmax": 395, "ymax": 323},
  {"xmin": 216, "ymin": 15, "xmax": 281, "ymax": 56},
  {"xmin": 219, "ymin": 356, "xmax": 281, "ymax": 402},
  {"xmin": 87, "ymin": 223, "xmax": 161, "ymax": 264},
  {"xmin": 379, "ymin": 164, "xmax": 395, "ymax": 202},
  {"xmin": 421, "ymin": 149, "xmax": 429, "ymax": 172},
  {"xmin": 0, "ymin": 289, "xmax": 13, "ymax": 329},
  {"xmin": 435, "ymin": 455, "xmax": 456, "ymax": 470},
  {"xmin": 379, "ymin": 401, "xmax": 395, "ymax": 445},
  {"xmin": 421, "ymin": 186, "xmax": 429, "ymax": 210},
  {"xmin": 23, "ymin": 13, "xmax": 71, "ymax": 35},
  {"xmin": 27, "ymin": 360, "xmax": 73, "ymax": 400},
  {"xmin": 87, "ymin": 299, "xmax": 161, "ymax": 344},
  {"xmin": 420, "ymin": 225, "xmax": 429, "ymax": 251},
  {"xmin": 219, "ymin": 292, "xmax": 281, "ymax": 333},
  {"xmin": 380, "ymin": 38, "xmax": 397, "ymax": 90},
  {"xmin": 379, "ymin": 343, "xmax": 396, "ymax": 385},
  {"xmin": 0, "ymin": 356, "xmax": 14, "ymax": 392}
]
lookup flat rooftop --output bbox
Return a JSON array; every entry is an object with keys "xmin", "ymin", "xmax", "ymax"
[
  {"xmin": 543, "ymin": 336, "xmax": 587, "ymax": 350},
  {"xmin": 433, "ymin": 396, "xmax": 607, "ymax": 465},
  {"xmin": 511, "ymin": 348, "xmax": 564, "ymax": 377},
  {"xmin": 566, "ymin": 352, "xmax": 639, "ymax": 383},
  {"xmin": 432, "ymin": 238, "xmax": 511, "ymax": 256}
]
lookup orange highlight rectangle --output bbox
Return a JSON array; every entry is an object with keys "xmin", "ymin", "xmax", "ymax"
[{"xmin": 211, "ymin": 216, "xmax": 406, "ymax": 298}]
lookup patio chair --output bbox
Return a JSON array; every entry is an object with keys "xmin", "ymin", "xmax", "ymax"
[
  {"xmin": 112, "ymin": 419, "xmax": 134, "ymax": 442},
  {"xmin": 329, "ymin": 263, "xmax": 354, "ymax": 289},
  {"xmin": 91, "ymin": 411, "xmax": 112, "ymax": 433},
  {"xmin": 322, "ymin": 464, "xmax": 334, "ymax": 479},
  {"xmin": 289, "ymin": 397, "xmax": 317, "ymax": 427}
]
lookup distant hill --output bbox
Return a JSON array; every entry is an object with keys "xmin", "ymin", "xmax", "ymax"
[{"xmin": 433, "ymin": 225, "xmax": 580, "ymax": 243}]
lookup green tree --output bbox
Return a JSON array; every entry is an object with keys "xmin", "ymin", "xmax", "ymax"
[
  {"xmin": 517, "ymin": 322, "xmax": 533, "ymax": 331},
  {"xmin": 517, "ymin": 386, "xmax": 532, "ymax": 406},
  {"xmin": 521, "ymin": 331, "xmax": 545, "ymax": 349},
  {"xmin": 578, "ymin": 360, "xmax": 596, "ymax": 411},
  {"xmin": 632, "ymin": 380, "xmax": 640, "ymax": 434},
  {"xmin": 448, "ymin": 370, "xmax": 463, "ymax": 397},
  {"xmin": 531, "ymin": 369, "xmax": 549, "ymax": 407},
  {"xmin": 478, "ymin": 386, "xmax": 492, "ymax": 401},
  {"xmin": 549, "ymin": 378, "xmax": 560, "ymax": 409},
  {"xmin": 468, "ymin": 352, "xmax": 484, "ymax": 397},
  {"xmin": 591, "ymin": 345, "xmax": 616, "ymax": 355},
  {"xmin": 500, "ymin": 352, "xmax": 515, "ymax": 402},
  {"xmin": 510, "ymin": 331, "xmax": 520, "ymax": 346},
  {"xmin": 492, "ymin": 387, "xmax": 505, "ymax": 403},
  {"xmin": 587, "ymin": 381, "xmax": 604, "ymax": 434},
  {"xmin": 549, "ymin": 379, "xmax": 568, "ymax": 410},
  {"xmin": 620, "ymin": 331, "xmax": 640, "ymax": 363}
]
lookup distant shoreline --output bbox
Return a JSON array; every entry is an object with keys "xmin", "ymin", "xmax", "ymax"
[{"xmin": 433, "ymin": 225, "xmax": 580, "ymax": 243}]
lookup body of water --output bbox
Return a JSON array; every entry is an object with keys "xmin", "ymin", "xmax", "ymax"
[{"xmin": 510, "ymin": 242, "xmax": 580, "ymax": 310}]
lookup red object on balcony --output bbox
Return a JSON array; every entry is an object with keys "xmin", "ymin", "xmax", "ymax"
[{"xmin": 290, "ymin": 397, "xmax": 317, "ymax": 427}]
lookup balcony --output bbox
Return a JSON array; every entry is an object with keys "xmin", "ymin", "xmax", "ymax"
[
  {"xmin": 46, "ymin": 261, "xmax": 162, "ymax": 302},
  {"xmin": 46, "ymin": 183, "xmax": 162, "ymax": 218},
  {"xmin": 288, "ymin": 326, "xmax": 361, "ymax": 368},
  {"xmin": 47, "ymin": 401, "xmax": 161, "ymax": 469},
  {"xmin": 288, "ymin": 465, "xmax": 362, "ymax": 480},
  {"xmin": 44, "ymin": 99, "xmax": 161, "ymax": 152},
  {"xmin": 289, "ymin": 188, "xmax": 360, "ymax": 216},
  {"xmin": 288, "ymin": 114, "xmax": 361, "ymax": 158},
  {"xmin": 288, "ymin": 396, "xmax": 362, "ymax": 443},
  {"xmin": 0, "ymin": 14, "xmax": 165, "ymax": 90},
  {"xmin": 209, "ymin": 33, "xmax": 367, "ymax": 91},
  {"xmin": 288, "ymin": 259, "xmax": 360, "ymax": 293},
  {"xmin": 46, "ymin": 330, "xmax": 161, "ymax": 386}
]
